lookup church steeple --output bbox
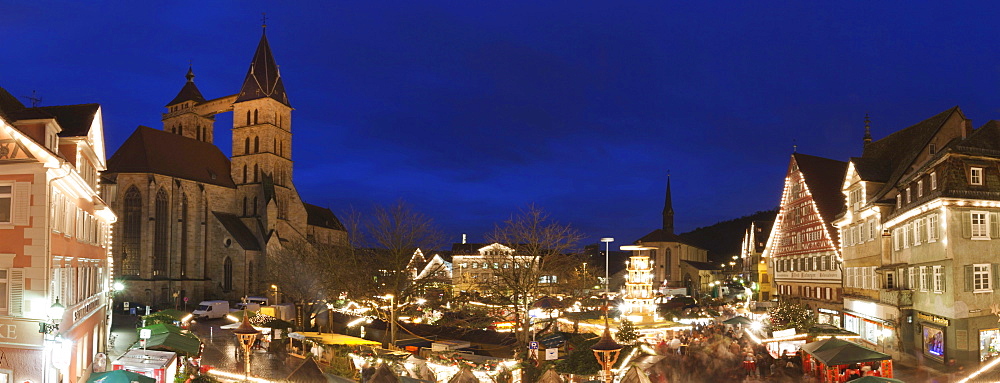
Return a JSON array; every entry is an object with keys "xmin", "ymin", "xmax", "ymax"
[
  {"xmin": 236, "ymin": 31, "xmax": 291, "ymax": 107},
  {"xmin": 662, "ymin": 175, "xmax": 674, "ymax": 234},
  {"xmin": 165, "ymin": 65, "xmax": 206, "ymax": 107}
]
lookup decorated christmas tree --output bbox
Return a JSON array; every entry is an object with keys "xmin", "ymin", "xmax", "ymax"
[
  {"xmin": 768, "ymin": 301, "xmax": 816, "ymax": 331},
  {"xmin": 616, "ymin": 318, "xmax": 639, "ymax": 345}
]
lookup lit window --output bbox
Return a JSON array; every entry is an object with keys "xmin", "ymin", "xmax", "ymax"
[
  {"xmin": 932, "ymin": 265, "xmax": 943, "ymax": 293},
  {"xmin": 928, "ymin": 214, "xmax": 939, "ymax": 242},
  {"xmin": 906, "ymin": 187, "xmax": 912, "ymax": 203},
  {"xmin": 0, "ymin": 184, "xmax": 11, "ymax": 224},
  {"xmin": 919, "ymin": 266, "xmax": 928, "ymax": 292},
  {"xmin": 972, "ymin": 211, "xmax": 989, "ymax": 239},
  {"xmin": 896, "ymin": 194, "xmax": 902, "ymax": 209},
  {"xmin": 930, "ymin": 172, "xmax": 937, "ymax": 190},
  {"xmin": 971, "ymin": 167, "xmax": 984, "ymax": 185},
  {"xmin": 917, "ymin": 180, "xmax": 924, "ymax": 198},
  {"xmin": 973, "ymin": 264, "xmax": 992, "ymax": 292}
]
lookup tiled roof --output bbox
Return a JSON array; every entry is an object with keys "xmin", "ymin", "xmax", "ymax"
[
  {"xmin": 212, "ymin": 212, "xmax": 261, "ymax": 251},
  {"xmin": 0, "ymin": 86, "xmax": 25, "ymax": 121},
  {"xmin": 236, "ymin": 32, "xmax": 290, "ymax": 106},
  {"xmin": 954, "ymin": 120, "xmax": 1000, "ymax": 155},
  {"xmin": 793, "ymin": 153, "xmax": 847, "ymax": 244},
  {"xmin": 636, "ymin": 228, "xmax": 701, "ymax": 248},
  {"xmin": 304, "ymin": 203, "xmax": 346, "ymax": 231},
  {"xmin": 862, "ymin": 106, "xmax": 962, "ymax": 200},
  {"xmin": 107, "ymin": 126, "xmax": 235, "ymax": 188},
  {"xmin": 849, "ymin": 156, "xmax": 891, "ymax": 183},
  {"xmin": 40, "ymin": 104, "xmax": 99, "ymax": 137}
]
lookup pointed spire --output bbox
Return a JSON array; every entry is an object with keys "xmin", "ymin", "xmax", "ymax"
[
  {"xmin": 236, "ymin": 30, "xmax": 291, "ymax": 107},
  {"xmin": 662, "ymin": 173, "xmax": 674, "ymax": 234},
  {"xmin": 863, "ymin": 113, "xmax": 872, "ymax": 146},
  {"xmin": 166, "ymin": 65, "xmax": 206, "ymax": 107}
]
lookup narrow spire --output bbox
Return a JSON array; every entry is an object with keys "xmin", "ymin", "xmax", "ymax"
[
  {"xmin": 662, "ymin": 173, "xmax": 674, "ymax": 234},
  {"xmin": 236, "ymin": 29, "xmax": 291, "ymax": 106},
  {"xmin": 185, "ymin": 64, "xmax": 195, "ymax": 83},
  {"xmin": 863, "ymin": 113, "xmax": 872, "ymax": 146}
]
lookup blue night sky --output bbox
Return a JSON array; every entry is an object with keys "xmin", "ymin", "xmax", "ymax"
[{"xmin": 4, "ymin": 2, "xmax": 1000, "ymax": 247}]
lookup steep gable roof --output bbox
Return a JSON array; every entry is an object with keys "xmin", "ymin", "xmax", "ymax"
[
  {"xmin": 213, "ymin": 212, "xmax": 261, "ymax": 251},
  {"xmin": 40, "ymin": 104, "xmax": 99, "ymax": 137},
  {"xmin": 954, "ymin": 120, "xmax": 1000, "ymax": 155},
  {"xmin": 0, "ymin": 86, "xmax": 25, "ymax": 121},
  {"xmin": 107, "ymin": 126, "xmax": 235, "ymax": 188},
  {"xmin": 304, "ymin": 203, "xmax": 346, "ymax": 230},
  {"xmin": 793, "ymin": 153, "xmax": 847, "ymax": 244},
  {"xmin": 236, "ymin": 32, "xmax": 291, "ymax": 106},
  {"xmin": 636, "ymin": 228, "xmax": 702, "ymax": 248}
]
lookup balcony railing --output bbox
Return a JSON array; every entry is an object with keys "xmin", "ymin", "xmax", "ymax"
[{"xmin": 879, "ymin": 289, "xmax": 913, "ymax": 307}]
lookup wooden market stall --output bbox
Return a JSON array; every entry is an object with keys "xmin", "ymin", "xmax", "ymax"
[{"xmin": 800, "ymin": 338, "xmax": 893, "ymax": 382}]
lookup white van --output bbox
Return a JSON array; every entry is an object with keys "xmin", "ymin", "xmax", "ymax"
[
  {"xmin": 234, "ymin": 296, "xmax": 269, "ymax": 312},
  {"xmin": 192, "ymin": 300, "xmax": 229, "ymax": 319}
]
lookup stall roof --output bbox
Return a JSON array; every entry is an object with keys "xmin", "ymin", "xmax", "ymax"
[
  {"xmin": 289, "ymin": 332, "xmax": 381, "ymax": 346},
  {"xmin": 809, "ymin": 343, "xmax": 891, "ymax": 366},
  {"xmin": 141, "ymin": 331, "xmax": 202, "ymax": 356}
]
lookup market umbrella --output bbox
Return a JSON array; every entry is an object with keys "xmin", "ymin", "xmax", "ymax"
[
  {"xmin": 722, "ymin": 316, "xmax": 753, "ymax": 325},
  {"xmin": 811, "ymin": 343, "xmax": 891, "ymax": 366},
  {"xmin": 86, "ymin": 370, "xmax": 156, "ymax": 383},
  {"xmin": 800, "ymin": 338, "xmax": 853, "ymax": 356}
]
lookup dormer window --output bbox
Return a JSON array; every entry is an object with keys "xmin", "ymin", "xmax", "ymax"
[
  {"xmin": 896, "ymin": 194, "xmax": 901, "ymax": 209},
  {"xmin": 906, "ymin": 187, "xmax": 911, "ymax": 203},
  {"xmin": 971, "ymin": 167, "xmax": 984, "ymax": 185},
  {"xmin": 929, "ymin": 143, "xmax": 936, "ymax": 154},
  {"xmin": 917, "ymin": 180, "xmax": 923, "ymax": 197},
  {"xmin": 931, "ymin": 172, "xmax": 937, "ymax": 190}
]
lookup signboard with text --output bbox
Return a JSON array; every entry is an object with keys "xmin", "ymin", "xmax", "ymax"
[{"xmin": 0, "ymin": 317, "xmax": 45, "ymax": 348}]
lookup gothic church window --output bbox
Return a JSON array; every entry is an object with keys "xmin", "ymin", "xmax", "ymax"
[
  {"xmin": 121, "ymin": 187, "xmax": 142, "ymax": 276},
  {"xmin": 223, "ymin": 257, "xmax": 233, "ymax": 292},
  {"xmin": 242, "ymin": 165, "xmax": 247, "ymax": 184},
  {"xmin": 254, "ymin": 109, "xmax": 258, "ymax": 124},
  {"xmin": 244, "ymin": 138, "xmax": 250, "ymax": 154},
  {"xmin": 254, "ymin": 136, "xmax": 260, "ymax": 153},
  {"xmin": 246, "ymin": 111, "xmax": 251, "ymax": 126},
  {"xmin": 180, "ymin": 193, "xmax": 188, "ymax": 277},
  {"xmin": 153, "ymin": 189, "xmax": 169, "ymax": 276}
]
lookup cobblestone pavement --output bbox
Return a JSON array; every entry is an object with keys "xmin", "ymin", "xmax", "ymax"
[
  {"xmin": 187, "ymin": 317, "xmax": 295, "ymax": 381},
  {"xmin": 110, "ymin": 313, "xmax": 295, "ymax": 381}
]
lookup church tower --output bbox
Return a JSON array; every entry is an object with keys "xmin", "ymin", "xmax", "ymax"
[
  {"xmin": 163, "ymin": 66, "xmax": 216, "ymax": 143},
  {"xmin": 662, "ymin": 175, "xmax": 674, "ymax": 234},
  {"xmin": 231, "ymin": 29, "xmax": 304, "ymax": 235}
]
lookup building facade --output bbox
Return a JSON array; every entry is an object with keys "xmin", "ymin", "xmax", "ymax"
[
  {"xmin": 0, "ymin": 90, "xmax": 116, "ymax": 382},
  {"xmin": 631, "ymin": 177, "xmax": 708, "ymax": 292},
  {"xmin": 104, "ymin": 30, "xmax": 346, "ymax": 307},
  {"xmin": 765, "ymin": 153, "xmax": 847, "ymax": 326},
  {"xmin": 740, "ymin": 220, "xmax": 774, "ymax": 301}
]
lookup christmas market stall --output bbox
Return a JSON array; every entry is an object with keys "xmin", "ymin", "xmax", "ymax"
[{"xmin": 799, "ymin": 338, "xmax": 893, "ymax": 382}]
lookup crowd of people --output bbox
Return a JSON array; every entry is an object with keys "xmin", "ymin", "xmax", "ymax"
[{"xmin": 642, "ymin": 321, "xmax": 807, "ymax": 382}]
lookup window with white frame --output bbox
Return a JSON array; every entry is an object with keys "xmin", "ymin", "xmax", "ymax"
[
  {"xmin": 931, "ymin": 172, "xmax": 937, "ymax": 190},
  {"xmin": 972, "ymin": 167, "xmax": 984, "ymax": 185},
  {"xmin": 908, "ymin": 267, "xmax": 916, "ymax": 289},
  {"xmin": 973, "ymin": 264, "xmax": 992, "ymax": 292},
  {"xmin": 903, "ymin": 224, "xmax": 911, "ymax": 248},
  {"xmin": 906, "ymin": 187, "xmax": 912, "ymax": 203},
  {"xmin": 919, "ymin": 266, "xmax": 928, "ymax": 291},
  {"xmin": 862, "ymin": 267, "xmax": 871, "ymax": 289},
  {"xmin": 914, "ymin": 219, "xmax": 924, "ymax": 245},
  {"xmin": 918, "ymin": 180, "xmax": 924, "ymax": 197},
  {"xmin": 850, "ymin": 188, "xmax": 863, "ymax": 212},
  {"xmin": 886, "ymin": 271, "xmax": 896, "ymax": 289},
  {"xmin": 896, "ymin": 194, "xmax": 902, "ymax": 209},
  {"xmin": 928, "ymin": 214, "xmax": 939, "ymax": 242},
  {"xmin": 845, "ymin": 267, "xmax": 853, "ymax": 288},
  {"xmin": 893, "ymin": 227, "xmax": 901, "ymax": 251},
  {"xmin": 0, "ymin": 184, "xmax": 11, "ymax": 224},
  {"xmin": 871, "ymin": 266, "xmax": 879, "ymax": 289},
  {"xmin": 972, "ymin": 211, "xmax": 989, "ymax": 239},
  {"xmin": 933, "ymin": 265, "xmax": 943, "ymax": 293},
  {"xmin": 868, "ymin": 220, "xmax": 876, "ymax": 241}
]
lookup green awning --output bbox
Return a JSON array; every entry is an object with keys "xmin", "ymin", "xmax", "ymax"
[
  {"xmin": 142, "ymin": 331, "xmax": 202, "ymax": 356},
  {"xmin": 810, "ymin": 343, "xmax": 891, "ymax": 366},
  {"xmin": 87, "ymin": 370, "xmax": 156, "ymax": 383},
  {"xmin": 138, "ymin": 323, "xmax": 184, "ymax": 335}
]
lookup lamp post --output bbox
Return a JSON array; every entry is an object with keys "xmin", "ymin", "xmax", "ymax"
[
  {"xmin": 271, "ymin": 284, "xmax": 280, "ymax": 304},
  {"xmin": 385, "ymin": 294, "xmax": 396, "ymax": 348},
  {"xmin": 39, "ymin": 298, "xmax": 65, "ymax": 383},
  {"xmin": 232, "ymin": 312, "xmax": 260, "ymax": 381},
  {"xmin": 601, "ymin": 238, "xmax": 614, "ymax": 293},
  {"xmin": 591, "ymin": 305, "xmax": 622, "ymax": 383}
]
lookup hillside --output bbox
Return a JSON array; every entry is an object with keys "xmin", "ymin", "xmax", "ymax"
[{"xmin": 680, "ymin": 208, "xmax": 779, "ymax": 264}]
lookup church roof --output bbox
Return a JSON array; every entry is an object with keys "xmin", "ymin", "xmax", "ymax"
[
  {"xmin": 40, "ymin": 104, "xmax": 100, "ymax": 137},
  {"xmin": 213, "ymin": 212, "xmax": 261, "ymax": 251},
  {"xmin": 166, "ymin": 67, "xmax": 207, "ymax": 106},
  {"xmin": 681, "ymin": 260, "xmax": 720, "ymax": 271},
  {"xmin": 304, "ymin": 203, "xmax": 346, "ymax": 230},
  {"xmin": 107, "ymin": 126, "xmax": 235, "ymax": 188},
  {"xmin": 635, "ymin": 228, "xmax": 701, "ymax": 248},
  {"xmin": 236, "ymin": 32, "xmax": 291, "ymax": 106}
]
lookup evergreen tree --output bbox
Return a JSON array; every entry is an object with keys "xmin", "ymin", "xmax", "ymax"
[
  {"xmin": 768, "ymin": 301, "xmax": 815, "ymax": 331},
  {"xmin": 616, "ymin": 318, "xmax": 639, "ymax": 345}
]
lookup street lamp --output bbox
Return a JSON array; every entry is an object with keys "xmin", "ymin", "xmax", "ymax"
[
  {"xmin": 601, "ymin": 238, "xmax": 614, "ymax": 293},
  {"xmin": 232, "ymin": 312, "xmax": 261, "ymax": 381},
  {"xmin": 270, "ymin": 284, "xmax": 280, "ymax": 305},
  {"xmin": 591, "ymin": 310, "xmax": 622, "ymax": 383},
  {"xmin": 385, "ymin": 294, "xmax": 396, "ymax": 348},
  {"xmin": 39, "ymin": 297, "xmax": 65, "ymax": 337}
]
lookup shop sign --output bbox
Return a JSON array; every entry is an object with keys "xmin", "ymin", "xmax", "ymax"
[
  {"xmin": 0, "ymin": 317, "xmax": 44, "ymax": 347},
  {"xmin": 818, "ymin": 308, "xmax": 840, "ymax": 315},
  {"xmin": 917, "ymin": 312, "xmax": 950, "ymax": 326}
]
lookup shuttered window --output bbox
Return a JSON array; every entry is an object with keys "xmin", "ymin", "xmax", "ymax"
[
  {"xmin": 8, "ymin": 269, "xmax": 23, "ymax": 316},
  {"xmin": 928, "ymin": 214, "xmax": 939, "ymax": 242}
]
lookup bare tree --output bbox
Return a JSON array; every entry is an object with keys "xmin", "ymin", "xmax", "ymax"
[
  {"xmin": 265, "ymin": 239, "xmax": 338, "ymax": 328},
  {"xmin": 476, "ymin": 204, "xmax": 583, "ymax": 358}
]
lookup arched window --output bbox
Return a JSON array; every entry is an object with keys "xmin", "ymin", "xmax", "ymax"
[
  {"xmin": 246, "ymin": 110, "xmax": 251, "ymax": 126},
  {"xmin": 244, "ymin": 137, "xmax": 250, "ymax": 154},
  {"xmin": 252, "ymin": 197, "xmax": 258, "ymax": 215},
  {"xmin": 179, "ymin": 193, "xmax": 188, "ymax": 277},
  {"xmin": 153, "ymin": 189, "xmax": 169, "ymax": 276},
  {"xmin": 279, "ymin": 140, "xmax": 283, "ymax": 157},
  {"xmin": 254, "ymin": 136, "xmax": 259, "ymax": 153},
  {"xmin": 178, "ymin": 125, "xmax": 183, "ymax": 135},
  {"xmin": 273, "ymin": 137, "xmax": 277, "ymax": 153},
  {"xmin": 254, "ymin": 109, "xmax": 258, "ymax": 124},
  {"xmin": 254, "ymin": 164, "xmax": 259, "ymax": 182},
  {"xmin": 242, "ymin": 165, "xmax": 247, "ymax": 184},
  {"xmin": 121, "ymin": 187, "xmax": 142, "ymax": 276},
  {"xmin": 242, "ymin": 197, "xmax": 247, "ymax": 216},
  {"xmin": 196, "ymin": 125, "xmax": 201, "ymax": 140},
  {"xmin": 247, "ymin": 261, "xmax": 254, "ymax": 293},
  {"xmin": 223, "ymin": 257, "xmax": 233, "ymax": 292}
]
